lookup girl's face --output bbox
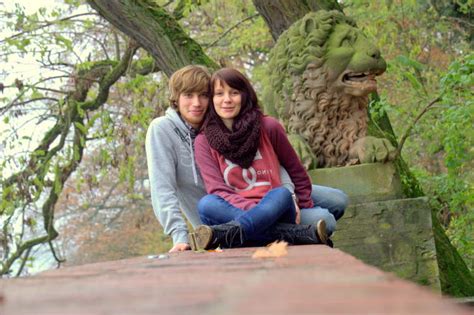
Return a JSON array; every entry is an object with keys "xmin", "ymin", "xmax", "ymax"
[{"xmin": 213, "ymin": 79, "xmax": 242, "ymax": 130}]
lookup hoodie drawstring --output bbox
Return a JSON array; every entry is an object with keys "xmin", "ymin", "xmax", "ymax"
[{"xmin": 188, "ymin": 131, "xmax": 199, "ymax": 186}]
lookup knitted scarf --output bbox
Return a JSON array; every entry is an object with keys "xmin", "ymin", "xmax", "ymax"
[{"xmin": 204, "ymin": 106, "xmax": 262, "ymax": 169}]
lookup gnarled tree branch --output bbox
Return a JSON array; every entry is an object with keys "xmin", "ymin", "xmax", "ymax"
[{"xmin": 0, "ymin": 41, "xmax": 140, "ymax": 276}]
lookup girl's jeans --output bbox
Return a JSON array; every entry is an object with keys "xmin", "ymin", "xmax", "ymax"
[
  {"xmin": 198, "ymin": 187, "xmax": 295, "ymax": 242},
  {"xmin": 198, "ymin": 185, "xmax": 348, "ymax": 241}
]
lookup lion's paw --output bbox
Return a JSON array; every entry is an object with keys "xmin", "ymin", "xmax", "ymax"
[{"xmin": 349, "ymin": 136, "xmax": 396, "ymax": 164}]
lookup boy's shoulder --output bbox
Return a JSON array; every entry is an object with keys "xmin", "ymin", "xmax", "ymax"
[
  {"xmin": 148, "ymin": 115, "xmax": 178, "ymax": 135},
  {"xmin": 150, "ymin": 115, "xmax": 171, "ymax": 128}
]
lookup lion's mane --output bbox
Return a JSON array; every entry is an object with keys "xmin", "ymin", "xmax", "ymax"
[{"xmin": 266, "ymin": 10, "xmax": 368, "ymax": 167}]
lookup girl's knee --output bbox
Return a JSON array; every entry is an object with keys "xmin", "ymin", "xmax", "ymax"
[
  {"xmin": 267, "ymin": 187, "xmax": 292, "ymax": 204},
  {"xmin": 197, "ymin": 194, "xmax": 215, "ymax": 216},
  {"xmin": 274, "ymin": 186, "xmax": 291, "ymax": 197}
]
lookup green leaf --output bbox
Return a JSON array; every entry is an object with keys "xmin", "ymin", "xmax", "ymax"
[
  {"xmin": 403, "ymin": 72, "xmax": 422, "ymax": 91},
  {"xmin": 31, "ymin": 89, "xmax": 44, "ymax": 99},
  {"xmin": 53, "ymin": 178, "xmax": 62, "ymax": 195},
  {"xmin": 76, "ymin": 102, "xmax": 85, "ymax": 118},
  {"xmin": 74, "ymin": 121, "xmax": 88, "ymax": 134},
  {"xmin": 64, "ymin": 0, "xmax": 81, "ymax": 7},
  {"xmin": 395, "ymin": 55, "xmax": 424, "ymax": 71},
  {"xmin": 33, "ymin": 149, "xmax": 46, "ymax": 157},
  {"xmin": 73, "ymin": 145, "xmax": 80, "ymax": 161},
  {"xmin": 33, "ymin": 176, "xmax": 43, "ymax": 188},
  {"xmin": 54, "ymin": 34, "xmax": 73, "ymax": 50}
]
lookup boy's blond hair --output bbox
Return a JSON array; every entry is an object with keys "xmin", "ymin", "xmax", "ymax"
[{"xmin": 168, "ymin": 65, "xmax": 211, "ymax": 109}]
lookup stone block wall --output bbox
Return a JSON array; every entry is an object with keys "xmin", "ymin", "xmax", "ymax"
[{"xmin": 308, "ymin": 163, "xmax": 441, "ymax": 291}]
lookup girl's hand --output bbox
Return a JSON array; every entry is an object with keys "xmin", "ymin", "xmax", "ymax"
[
  {"xmin": 295, "ymin": 203, "xmax": 301, "ymax": 224},
  {"xmin": 292, "ymin": 193, "xmax": 301, "ymax": 224}
]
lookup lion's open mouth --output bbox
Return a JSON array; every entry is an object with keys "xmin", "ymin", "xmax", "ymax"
[
  {"xmin": 341, "ymin": 70, "xmax": 384, "ymax": 93},
  {"xmin": 342, "ymin": 72, "xmax": 377, "ymax": 83}
]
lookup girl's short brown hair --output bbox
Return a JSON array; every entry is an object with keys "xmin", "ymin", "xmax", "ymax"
[{"xmin": 168, "ymin": 65, "xmax": 211, "ymax": 109}]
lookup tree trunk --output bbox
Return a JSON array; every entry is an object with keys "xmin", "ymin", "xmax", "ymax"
[
  {"xmin": 87, "ymin": 0, "xmax": 342, "ymax": 75},
  {"xmin": 252, "ymin": 0, "xmax": 342, "ymax": 40},
  {"xmin": 87, "ymin": 0, "xmax": 218, "ymax": 76}
]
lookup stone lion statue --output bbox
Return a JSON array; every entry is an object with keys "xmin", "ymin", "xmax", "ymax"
[{"xmin": 264, "ymin": 10, "xmax": 396, "ymax": 169}]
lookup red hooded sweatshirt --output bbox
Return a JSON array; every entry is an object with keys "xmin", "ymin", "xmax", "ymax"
[{"xmin": 195, "ymin": 116, "xmax": 314, "ymax": 210}]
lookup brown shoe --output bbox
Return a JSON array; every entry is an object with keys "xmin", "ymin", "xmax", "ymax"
[
  {"xmin": 189, "ymin": 225, "xmax": 213, "ymax": 251},
  {"xmin": 316, "ymin": 220, "xmax": 328, "ymax": 245}
]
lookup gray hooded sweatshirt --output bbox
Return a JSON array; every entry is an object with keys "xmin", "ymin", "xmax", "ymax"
[
  {"xmin": 145, "ymin": 108, "xmax": 205, "ymax": 245},
  {"xmin": 145, "ymin": 108, "xmax": 295, "ymax": 245}
]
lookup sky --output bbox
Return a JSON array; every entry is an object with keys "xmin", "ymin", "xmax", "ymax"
[
  {"xmin": 1, "ymin": 0, "xmax": 82, "ymax": 170},
  {"xmin": 1, "ymin": 0, "xmax": 60, "ymax": 147}
]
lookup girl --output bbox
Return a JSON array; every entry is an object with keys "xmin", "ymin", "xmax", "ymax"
[{"xmin": 190, "ymin": 68, "xmax": 333, "ymax": 250}]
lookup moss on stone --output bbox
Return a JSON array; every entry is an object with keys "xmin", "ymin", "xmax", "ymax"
[
  {"xmin": 367, "ymin": 97, "xmax": 474, "ymax": 296},
  {"xmin": 431, "ymin": 212, "xmax": 474, "ymax": 297}
]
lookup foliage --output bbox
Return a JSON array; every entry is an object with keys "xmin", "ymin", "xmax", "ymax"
[
  {"xmin": 425, "ymin": 54, "xmax": 473, "ymax": 270},
  {"xmin": 344, "ymin": 0, "xmax": 473, "ymax": 271}
]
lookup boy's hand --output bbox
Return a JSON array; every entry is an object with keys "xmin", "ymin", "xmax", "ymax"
[{"xmin": 169, "ymin": 243, "xmax": 191, "ymax": 252}]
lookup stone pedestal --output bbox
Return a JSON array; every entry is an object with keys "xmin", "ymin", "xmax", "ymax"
[
  {"xmin": 333, "ymin": 197, "xmax": 440, "ymax": 290},
  {"xmin": 308, "ymin": 163, "xmax": 441, "ymax": 291},
  {"xmin": 308, "ymin": 162, "xmax": 403, "ymax": 204}
]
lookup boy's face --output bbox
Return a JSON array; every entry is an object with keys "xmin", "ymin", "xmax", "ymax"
[{"xmin": 177, "ymin": 91, "xmax": 209, "ymax": 129}]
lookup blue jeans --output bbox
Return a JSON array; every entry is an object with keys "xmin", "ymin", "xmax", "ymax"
[
  {"xmin": 300, "ymin": 185, "xmax": 348, "ymax": 236},
  {"xmin": 198, "ymin": 187, "xmax": 295, "ymax": 242}
]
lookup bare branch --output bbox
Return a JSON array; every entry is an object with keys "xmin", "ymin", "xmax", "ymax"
[
  {"xmin": 14, "ymin": 247, "xmax": 32, "ymax": 277},
  {"xmin": 10, "ymin": 97, "xmax": 60, "ymax": 107},
  {"xmin": 0, "ymin": 234, "xmax": 49, "ymax": 276},
  {"xmin": 49, "ymin": 240, "xmax": 65, "ymax": 268},
  {"xmin": 28, "ymin": 86, "xmax": 69, "ymax": 95},
  {"xmin": 394, "ymin": 96, "xmax": 443, "ymax": 160},
  {"xmin": 112, "ymin": 30, "xmax": 121, "ymax": 60},
  {"xmin": 0, "ymin": 75, "xmax": 70, "ymax": 116},
  {"xmin": 0, "ymin": 13, "xmax": 99, "ymax": 44},
  {"xmin": 205, "ymin": 13, "xmax": 260, "ymax": 48},
  {"xmin": 1, "ymin": 40, "xmax": 139, "ymax": 276}
]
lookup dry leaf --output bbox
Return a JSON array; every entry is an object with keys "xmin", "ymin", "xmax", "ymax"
[
  {"xmin": 207, "ymin": 247, "xmax": 223, "ymax": 253},
  {"xmin": 252, "ymin": 241, "xmax": 288, "ymax": 259}
]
